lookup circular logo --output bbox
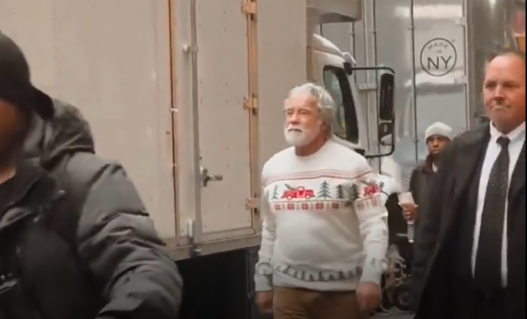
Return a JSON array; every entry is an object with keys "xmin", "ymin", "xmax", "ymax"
[{"xmin": 420, "ymin": 38, "xmax": 457, "ymax": 77}]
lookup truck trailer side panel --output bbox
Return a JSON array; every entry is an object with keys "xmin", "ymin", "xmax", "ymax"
[
  {"xmin": 173, "ymin": 0, "xmax": 256, "ymax": 250},
  {"xmin": 257, "ymin": 0, "xmax": 308, "ymax": 164},
  {"xmin": 0, "ymin": 0, "xmax": 177, "ymax": 238}
]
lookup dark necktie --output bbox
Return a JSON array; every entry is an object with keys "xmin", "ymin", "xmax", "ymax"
[{"xmin": 474, "ymin": 136, "xmax": 510, "ymax": 296}]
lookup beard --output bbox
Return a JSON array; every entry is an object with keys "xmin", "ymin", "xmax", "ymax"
[{"xmin": 284, "ymin": 125, "xmax": 319, "ymax": 146}]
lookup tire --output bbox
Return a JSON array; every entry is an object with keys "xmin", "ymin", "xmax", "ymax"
[{"xmin": 391, "ymin": 282, "xmax": 412, "ymax": 312}]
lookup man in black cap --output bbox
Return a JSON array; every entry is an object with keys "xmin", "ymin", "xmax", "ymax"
[{"xmin": 0, "ymin": 32, "xmax": 182, "ymax": 319}]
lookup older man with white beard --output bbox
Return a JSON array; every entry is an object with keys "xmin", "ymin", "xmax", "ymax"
[{"xmin": 254, "ymin": 83, "xmax": 388, "ymax": 319}]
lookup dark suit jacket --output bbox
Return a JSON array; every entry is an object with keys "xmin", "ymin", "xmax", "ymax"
[
  {"xmin": 408, "ymin": 160, "xmax": 436, "ymax": 235},
  {"xmin": 412, "ymin": 124, "xmax": 526, "ymax": 318}
]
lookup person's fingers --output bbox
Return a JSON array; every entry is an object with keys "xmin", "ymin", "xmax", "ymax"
[
  {"xmin": 371, "ymin": 295, "xmax": 381, "ymax": 309},
  {"xmin": 358, "ymin": 294, "xmax": 381, "ymax": 312},
  {"xmin": 357, "ymin": 294, "xmax": 368, "ymax": 312},
  {"xmin": 257, "ymin": 300, "xmax": 267, "ymax": 311},
  {"xmin": 259, "ymin": 304, "xmax": 271, "ymax": 314},
  {"xmin": 264, "ymin": 299, "xmax": 273, "ymax": 313},
  {"xmin": 356, "ymin": 293, "xmax": 363, "ymax": 307}
]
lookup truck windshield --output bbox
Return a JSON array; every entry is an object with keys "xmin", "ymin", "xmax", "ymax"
[{"xmin": 322, "ymin": 65, "xmax": 359, "ymax": 144}]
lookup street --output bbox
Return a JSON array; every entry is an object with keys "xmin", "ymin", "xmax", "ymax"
[{"xmin": 372, "ymin": 309, "xmax": 413, "ymax": 319}]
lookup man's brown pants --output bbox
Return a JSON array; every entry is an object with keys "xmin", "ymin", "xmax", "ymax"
[{"xmin": 273, "ymin": 287, "xmax": 370, "ymax": 319}]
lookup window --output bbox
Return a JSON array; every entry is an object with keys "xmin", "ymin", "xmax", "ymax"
[{"xmin": 322, "ymin": 66, "xmax": 359, "ymax": 144}]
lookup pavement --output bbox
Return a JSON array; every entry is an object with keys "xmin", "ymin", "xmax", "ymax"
[{"xmin": 372, "ymin": 309, "xmax": 413, "ymax": 319}]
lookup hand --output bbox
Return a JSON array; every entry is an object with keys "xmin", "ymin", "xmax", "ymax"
[
  {"xmin": 356, "ymin": 282, "xmax": 382, "ymax": 312},
  {"xmin": 400, "ymin": 203, "xmax": 418, "ymax": 221},
  {"xmin": 255, "ymin": 291, "xmax": 273, "ymax": 314}
]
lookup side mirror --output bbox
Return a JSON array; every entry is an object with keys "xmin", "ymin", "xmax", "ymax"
[
  {"xmin": 376, "ymin": 72, "xmax": 395, "ymax": 157},
  {"xmin": 343, "ymin": 52, "xmax": 357, "ymax": 65},
  {"xmin": 350, "ymin": 66, "xmax": 396, "ymax": 158},
  {"xmin": 354, "ymin": 148, "xmax": 366, "ymax": 156},
  {"xmin": 343, "ymin": 62, "xmax": 353, "ymax": 76}
]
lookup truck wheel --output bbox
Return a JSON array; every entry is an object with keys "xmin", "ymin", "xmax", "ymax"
[{"xmin": 391, "ymin": 282, "xmax": 412, "ymax": 312}]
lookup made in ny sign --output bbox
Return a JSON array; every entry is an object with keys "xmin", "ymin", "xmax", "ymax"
[{"xmin": 420, "ymin": 37, "xmax": 458, "ymax": 77}]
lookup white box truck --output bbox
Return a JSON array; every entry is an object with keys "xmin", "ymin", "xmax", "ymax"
[{"xmin": 0, "ymin": 0, "xmax": 396, "ymax": 317}]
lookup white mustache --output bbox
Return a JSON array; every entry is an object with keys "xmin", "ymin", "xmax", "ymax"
[{"xmin": 286, "ymin": 126, "xmax": 303, "ymax": 132}]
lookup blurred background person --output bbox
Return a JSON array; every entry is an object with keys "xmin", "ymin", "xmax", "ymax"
[{"xmin": 403, "ymin": 122, "xmax": 453, "ymax": 227}]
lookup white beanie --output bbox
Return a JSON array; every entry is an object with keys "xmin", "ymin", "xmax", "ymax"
[{"xmin": 425, "ymin": 122, "xmax": 453, "ymax": 141}]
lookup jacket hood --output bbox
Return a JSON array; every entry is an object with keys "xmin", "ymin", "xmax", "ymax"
[{"xmin": 24, "ymin": 99, "xmax": 95, "ymax": 167}]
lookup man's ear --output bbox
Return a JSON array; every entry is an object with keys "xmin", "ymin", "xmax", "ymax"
[{"xmin": 321, "ymin": 121, "xmax": 331, "ymax": 135}]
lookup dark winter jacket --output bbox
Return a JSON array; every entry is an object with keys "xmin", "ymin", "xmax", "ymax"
[
  {"xmin": 0, "ymin": 100, "xmax": 183, "ymax": 319},
  {"xmin": 408, "ymin": 157, "xmax": 437, "ymax": 233}
]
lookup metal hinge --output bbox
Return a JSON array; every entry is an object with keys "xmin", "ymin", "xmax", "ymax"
[
  {"xmin": 242, "ymin": 1, "xmax": 257, "ymax": 16},
  {"xmin": 243, "ymin": 96, "xmax": 258, "ymax": 113},
  {"xmin": 182, "ymin": 44, "xmax": 198, "ymax": 54},
  {"xmin": 245, "ymin": 197, "xmax": 259, "ymax": 211}
]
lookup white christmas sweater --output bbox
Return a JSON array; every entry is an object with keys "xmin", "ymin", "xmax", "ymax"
[{"xmin": 254, "ymin": 140, "xmax": 389, "ymax": 292}]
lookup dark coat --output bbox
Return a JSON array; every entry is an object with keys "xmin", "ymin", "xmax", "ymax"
[
  {"xmin": 412, "ymin": 124, "xmax": 525, "ymax": 319},
  {"xmin": 1, "ymin": 100, "xmax": 183, "ymax": 319},
  {"xmin": 408, "ymin": 159, "xmax": 436, "ymax": 233}
]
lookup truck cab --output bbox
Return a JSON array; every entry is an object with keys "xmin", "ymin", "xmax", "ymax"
[
  {"xmin": 312, "ymin": 34, "xmax": 366, "ymax": 149},
  {"xmin": 307, "ymin": 1, "xmax": 396, "ymax": 161},
  {"xmin": 308, "ymin": 21, "xmax": 400, "ymax": 196},
  {"xmin": 311, "ymin": 33, "xmax": 402, "ymax": 195}
]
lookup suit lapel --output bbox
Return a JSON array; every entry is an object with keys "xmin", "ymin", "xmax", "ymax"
[
  {"xmin": 509, "ymin": 141, "xmax": 525, "ymax": 202},
  {"xmin": 508, "ymin": 141, "xmax": 525, "ymax": 229},
  {"xmin": 444, "ymin": 125, "xmax": 490, "ymax": 233},
  {"xmin": 451, "ymin": 125, "xmax": 490, "ymax": 203}
]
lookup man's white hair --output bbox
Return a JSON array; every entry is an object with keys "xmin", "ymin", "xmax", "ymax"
[{"xmin": 285, "ymin": 83, "xmax": 336, "ymax": 137}]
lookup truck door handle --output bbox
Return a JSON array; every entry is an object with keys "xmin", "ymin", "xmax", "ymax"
[{"xmin": 200, "ymin": 166, "xmax": 223, "ymax": 187}]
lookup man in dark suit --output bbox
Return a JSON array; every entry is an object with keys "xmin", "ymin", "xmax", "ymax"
[{"xmin": 412, "ymin": 48, "xmax": 526, "ymax": 319}]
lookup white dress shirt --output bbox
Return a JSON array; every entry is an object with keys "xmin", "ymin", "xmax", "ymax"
[{"xmin": 471, "ymin": 121, "xmax": 526, "ymax": 287}]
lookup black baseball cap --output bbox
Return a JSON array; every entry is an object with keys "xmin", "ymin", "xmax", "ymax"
[{"xmin": 0, "ymin": 32, "xmax": 54, "ymax": 119}]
